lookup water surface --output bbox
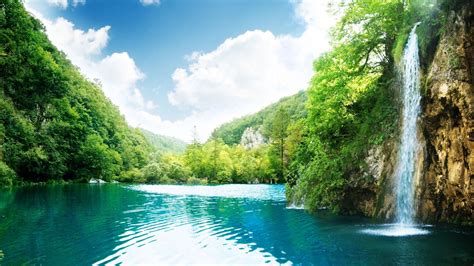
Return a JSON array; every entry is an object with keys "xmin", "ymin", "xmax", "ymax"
[{"xmin": 0, "ymin": 184, "xmax": 473, "ymax": 265}]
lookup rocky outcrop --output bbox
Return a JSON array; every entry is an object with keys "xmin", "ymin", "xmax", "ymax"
[
  {"xmin": 372, "ymin": 138, "xmax": 399, "ymax": 220},
  {"xmin": 417, "ymin": 7, "xmax": 474, "ymax": 224},
  {"xmin": 342, "ymin": 138, "xmax": 399, "ymax": 218}
]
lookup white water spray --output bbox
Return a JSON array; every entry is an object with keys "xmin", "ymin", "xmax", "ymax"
[{"xmin": 395, "ymin": 23, "xmax": 422, "ymax": 225}]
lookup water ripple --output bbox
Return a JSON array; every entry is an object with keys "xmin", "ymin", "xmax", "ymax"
[
  {"xmin": 1, "ymin": 185, "xmax": 473, "ymax": 265},
  {"xmin": 90, "ymin": 185, "xmax": 290, "ymax": 265}
]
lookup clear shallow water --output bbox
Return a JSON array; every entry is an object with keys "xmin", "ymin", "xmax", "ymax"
[{"xmin": 0, "ymin": 185, "xmax": 473, "ymax": 265}]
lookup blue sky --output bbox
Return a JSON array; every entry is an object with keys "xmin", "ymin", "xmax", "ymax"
[{"xmin": 25, "ymin": 0, "xmax": 334, "ymax": 141}]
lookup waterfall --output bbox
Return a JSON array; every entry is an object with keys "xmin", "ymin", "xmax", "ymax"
[
  {"xmin": 395, "ymin": 23, "xmax": 421, "ymax": 225},
  {"xmin": 360, "ymin": 24, "xmax": 430, "ymax": 236}
]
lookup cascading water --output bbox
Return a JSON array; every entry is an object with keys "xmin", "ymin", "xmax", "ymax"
[
  {"xmin": 361, "ymin": 24, "xmax": 430, "ymax": 236},
  {"xmin": 395, "ymin": 23, "xmax": 422, "ymax": 225}
]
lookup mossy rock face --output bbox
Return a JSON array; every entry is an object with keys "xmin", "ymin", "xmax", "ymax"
[{"xmin": 416, "ymin": 12, "xmax": 443, "ymax": 69}]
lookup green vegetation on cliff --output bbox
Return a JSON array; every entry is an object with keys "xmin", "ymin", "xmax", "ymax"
[
  {"xmin": 286, "ymin": 0, "xmax": 471, "ymax": 213},
  {"xmin": 286, "ymin": 0, "xmax": 404, "ymax": 212}
]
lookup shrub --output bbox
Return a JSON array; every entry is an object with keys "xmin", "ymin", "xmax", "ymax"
[
  {"xmin": 142, "ymin": 162, "xmax": 164, "ymax": 183},
  {"xmin": 186, "ymin": 176, "xmax": 208, "ymax": 185},
  {"xmin": 0, "ymin": 162, "xmax": 16, "ymax": 186},
  {"xmin": 117, "ymin": 168, "xmax": 145, "ymax": 183}
]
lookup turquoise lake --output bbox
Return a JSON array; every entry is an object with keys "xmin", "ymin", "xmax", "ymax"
[{"xmin": 0, "ymin": 184, "xmax": 473, "ymax": 265}]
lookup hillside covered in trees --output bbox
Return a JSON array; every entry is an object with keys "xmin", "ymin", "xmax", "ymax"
[
  {"xmin": 0, "ymin": 0, "xmax": 154, "ymax": 185},
  {"xmin": 140, "ymin": 129, "xmax": 187, "ymax": 154},
  {"xmin": 211, "ymin": 91, "xmax": 307, "ymax": 145},
  {"xmin": 0, "ymin": 0, "xmax": 292, "ymax": 186},
  {"xmin": 0, "ymin": 0, "xmax": 187, "ymax": 185}
]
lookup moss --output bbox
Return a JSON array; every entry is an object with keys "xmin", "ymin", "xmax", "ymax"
[
  {"xmin": 446, "ymin": 46, "xmax": 461, "ymax": 69},
  {"xmin": 392, "ymin": 28, "xmax": 410, "ymax": 65},
  {"xmin": 417, "ymin": 19, "xmax": 442, "ymax": 69}
]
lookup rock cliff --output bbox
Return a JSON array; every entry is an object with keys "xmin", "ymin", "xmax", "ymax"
[{"xmin": 417, "ymin": 6, "xmax": 474, "ymax": 224}]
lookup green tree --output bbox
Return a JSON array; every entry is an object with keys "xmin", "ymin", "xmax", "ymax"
[
  {"xmin": 142, "ymin": 162, "xmax": 165, "ymax": 183},
  {"xmin": 287, "ymin": 0, "xmax": 406, "ymax": 212},
  {"xmin": 0, "ymin": 161, "xmax": 15, "ymax": 186},
  {"xmin": 75, "ymin": 134, "xmax": 122, "ymax": 181},
  {"xmin": 265, "ymin": 106, "xmax": 290, "ymax": 182},
  {"xmin": 184, "ymin": 143, "xmax": 206, "ymax": 179}
]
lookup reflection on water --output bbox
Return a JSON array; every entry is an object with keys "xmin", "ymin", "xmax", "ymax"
[
  {"xmin": 0, "ymin": 184, "xmax": 473, "ymax": 265},
  {"xmin": 131, "ymin": 184, "xmax": 286, "ymax": 201}
]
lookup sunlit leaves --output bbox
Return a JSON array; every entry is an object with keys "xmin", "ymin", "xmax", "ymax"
[{"xmin": 289, "ymin": 0, "xmax": 404, "ymax": 212}]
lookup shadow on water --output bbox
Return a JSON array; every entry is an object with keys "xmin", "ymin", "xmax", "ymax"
[{"xmin": 0, "ymin": 184, "xmax": 473, "ymax": 265}]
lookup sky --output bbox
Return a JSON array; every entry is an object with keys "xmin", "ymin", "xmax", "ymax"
[{"xmin": 24, "ymin": 0, "xmax": 336, "ymax": 142}]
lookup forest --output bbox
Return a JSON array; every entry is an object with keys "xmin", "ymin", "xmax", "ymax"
[{"xmin": 0, "ymin": 0, "xmax": 471, "ymax": 213}]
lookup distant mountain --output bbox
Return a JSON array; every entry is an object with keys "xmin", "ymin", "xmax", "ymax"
[
  {"xmin": 140, "ymin": 129, "xmax": 187, "ymax": 154},
  {"xmin": 211, "ymin": 91, "xmax": 307, "ymax": 145}
]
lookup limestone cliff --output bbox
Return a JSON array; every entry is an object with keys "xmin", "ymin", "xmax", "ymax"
[{"xmin": 417, "ymin": 6, "xmax": 474, "ymax": 224}]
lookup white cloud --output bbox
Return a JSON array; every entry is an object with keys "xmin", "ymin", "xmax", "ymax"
[
  {"xmin": 72, "ymin": 0, "xmax": 86, "ymax": 7},
  {"xmin": 24, "ymin": 0, "xmax": 336, "ymax": 143},
  {"xmin": 45, "ymin": 17, "xmax": 110, "ymax": 61},
  {"xmin": 140, "ymin": 0, "xmax": 160, "ymax": 6},
  {"xmin": 45, "ymin": 0, "xmax": 85, "ymax": 8},
  {"xmin": 92, "ymin": 53, "xmax": 147, "ymax": 111},
  {"xmin": 164, "ymin": 0, "xmax": 337, "ymax": 141},
  {"xmin": 47, "ymin": 0, "xmax": 68, "ymax": 9},
  {"xmin": 169, "ymin": 30, "xmax": 315, "ymax": 111}
]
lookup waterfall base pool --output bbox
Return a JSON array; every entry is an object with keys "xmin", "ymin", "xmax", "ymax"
[
  {"xmin": 360, "ymin": 224, "xmax": 431, "ymax": 237},
  {"xmin": 0, "ymin": 184, "xmax": 473, "ymax": 265}
]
